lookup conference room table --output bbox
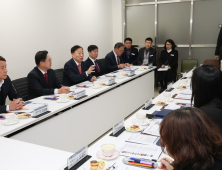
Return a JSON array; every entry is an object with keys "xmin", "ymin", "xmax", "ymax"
[
  {"xmin": 0, "ymin": 68, "xmax": 193, "ymax": 170},
  {"xmin": 0, "ymin": 66, "xmax": 155, "ymax": 152}
]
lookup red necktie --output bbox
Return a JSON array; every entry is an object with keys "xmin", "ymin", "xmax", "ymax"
[
  {"xmin": 117, "ymin": 57, "xmax": 120, "ymax": 65},
  {"xmin": 44, "ymin": 73, "xmax": 48, "ymax": 84},
  {"xmin": 94, "ymin": 60, "xmax": 100, "ymax": 72},
  {"xmin": 78, "ymin": 64, "xmax": 81, "ymax": 74}
]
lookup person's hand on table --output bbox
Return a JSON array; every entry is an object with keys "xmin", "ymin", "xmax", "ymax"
[
  {"xmin": 87, "ymin": 65, "xmax": 95, "ymax": 75},
  {"xmin": 118, "ymin": 64, "xmax": 125, "ymax": 69},
  {"xmin": 161, "ymin": 65, "xmax": 165, "ymax": 68},
  {"xmin": 158, "ymin": 157, "xmax": 174, "ymax": 170},
  {"xmin": 91, "ymin": 76, "xmax": 97, "ymax": 82},
  {"xmin": 58, "ymin": 86, "xmax": 70, "ymax": 94},
  {"xmin": 126, "ymin": 63, "xmax": 132, "ymax": 67},
  {"xmin": 168, "ymin": 66, "xmax": 171, "ymax": 69},
  {"xmin": 215, "ymin": 55, "xmax": 219, "ymax": 60},
  {"xmin": 220, "ymin": 60, "xmax": 222, "ymax": 71},
  {"xmin": 9, "ymin": 99, "xmax": 23, "ymax": 110},
  {"xmin": 141, "ymin": 64, "xmax": 145, "ymax": 66}
]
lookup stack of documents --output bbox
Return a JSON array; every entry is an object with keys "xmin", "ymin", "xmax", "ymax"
[
  {"xmin": 158, "ymin": 66, "xmax": 168, "ymax": 71},
  {"xmin": 76, "ymin": 81, "xmax": 93, "ymax": 87}
]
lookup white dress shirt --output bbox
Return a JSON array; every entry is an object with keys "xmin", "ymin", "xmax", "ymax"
[
  {"xmin": 38, "ymin": 67, "xmax": 58, "ymax": 94},
  {"xmin": 73, "ymin": 59, "xmax": 88, "ymax": 76},
  {"xmin": 113, "ymin": 50, "xmax": 119, "ymax": 65},
  {"xmin": 0, "ymin": 79, "xmax": 9, "ymax": 111}
]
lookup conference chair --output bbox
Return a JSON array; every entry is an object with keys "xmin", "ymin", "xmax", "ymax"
[
  {"xmin": 177, "ymin": 59, "xmax": 198, "ymax": 79},
  {"xmin": 12, "ymin": 77, "xmax": 29, "ymax": 101},
  {"xmin": 97, "ymin": 58, "xmax": 106, "ymax": 74},
  {"xmin": 204, "ymin": 60, "xmax": 220, "ymax": 68},
  {"xmin": 54, "ymin": 68, "xmax": 64, "ymax": 84}
]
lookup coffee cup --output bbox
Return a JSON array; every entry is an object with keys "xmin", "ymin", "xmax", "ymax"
[
  {"xmin": 136, "ymin": 112, "xmax": 146, "ymax": 123},
  {"xmin": 59, "ymin": 94, "xmax": 67, "ymax": 101},
  {"xmin": 101, "ymin": 144, "xmax": 115, "ymax": 157},
  {"xmin": 5, "ymin": 113, "xmax": 16, "ymax": 123},
  {"xmin": 93, "ymin": 81, "xmax": 100, "ymax": 88},
  {"xmin": 117, "ymin": 71, "xmax": 123, "ymax": 78}
]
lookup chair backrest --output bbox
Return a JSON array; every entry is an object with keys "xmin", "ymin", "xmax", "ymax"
[
  {"xmin": 181, "ymin": 59, "xmax": 198, "ymax": 73},
  {"xmin": 54, "ymin": 68, "xmax": 64, "ymax": 83},
  {"xmin": 97, "ymin": 58, "xmax": 106, "ymax": 74},
  {"xmin": 12, "ymin": 77, "xmax": 29, "ymax": 101},
  {"xmin": 203, "ymin": 60, "xmax": 220, "ymax": 68}
]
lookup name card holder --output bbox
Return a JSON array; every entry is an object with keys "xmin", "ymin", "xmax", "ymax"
[
  {"xmin": 142, "ymin": 98, "xmax": 154, "ymax": 110},
  {"xmin": 64, "ymin": 146, "xmax": 92, "ymax": 170},
  {"xmin": 32, "ymin": 104, "xmax": 50, "ymax": 118},
  {"xmin": 74, "ymin": 90, "xmax": 88, "ymax": 100},
  {"xmin": 110, "ymin": 119, "xmax": 125, "ymax": 137},
  {"xmin": 106, "ymin": 77, "xmax": 116, "ymax": 86}
]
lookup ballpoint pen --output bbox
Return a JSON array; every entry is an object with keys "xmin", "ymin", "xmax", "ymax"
[{"xmin": 61, "ymin": 85, "xmax": 70, "ymax": 92}]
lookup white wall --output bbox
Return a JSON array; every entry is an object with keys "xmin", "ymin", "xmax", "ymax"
[
  {"xmin": 0, "ymin": 0, "xmax": 114, "ymax": 80},
  {"xmin": 112, "ymin": 0, "xmax": 124, "ymax": 45}
]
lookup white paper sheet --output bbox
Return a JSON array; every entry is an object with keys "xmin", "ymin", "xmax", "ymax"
[
  {"xmin": 158, "ymin": 66, "xmax": 168, "ymax": 71},
  {"xmin": 8, "ymin": 103, "xmax": 47, "ymax": 113},
  {"xmin": 76, "ymin": 81, "xmax": 94, "ymax": 87},
  {"xmin": 164, "ymin": 104, "xmax": 181, "ymax": 110},
  {"xmin": 179, "ymin": 89, "xmax": 192, "ymax": 95},
  {"xmin": 142, "ymin": 121, "xmax": 161, "ymax": 137},
  {"xmin": 174, "ymin": 93, "xmax": 191, "ymax": 100},
  {"xmin": 119, "ymin": 143, "xmax": 162, "ymax": 160},
  {"xmin": 126, "ymin": 133, "xmax": 158, "ymax": 145}
]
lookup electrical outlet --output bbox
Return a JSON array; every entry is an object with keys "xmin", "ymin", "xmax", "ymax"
[{"xmin": 219, "ymin": 24, "xmax": 222, "ymax": 28}]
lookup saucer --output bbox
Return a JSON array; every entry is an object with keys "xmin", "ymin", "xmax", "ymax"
[
  {"xmin": 92, "ymin": 85, "xmax": 102, "ymax": 89},
  {"xmin": 125, "ymin": 125, "xmax": 144, "ymax": 132},
  {"xmin": 132, "ymin": 119, "xmax": 150, "ymax": 126},
  {"xmin": 96, "ymin": 150, "xmax": 119, "ymax": 160},
  {"xmin": 56, "ymin": 98, "xmax": 69, "ymax": 103},
  {"xmin": 2, "ymin": 119, "xmax": 19, "ymax": 126}
]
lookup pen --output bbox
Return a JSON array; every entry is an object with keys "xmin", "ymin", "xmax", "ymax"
[
  {"xmin": 129, "ymin": 158, "xmax": 154, "ymax": 165},
  {"xmin": 128, "ymin": 162, "xmax": 154, "ymax": 168},
  {"xmin": 61, "ymin": 85, "xmax": 70, "ymax": 92},
  {"xmin": 176, "ymin": 103, "xmax": 192, "ymax": 106}
]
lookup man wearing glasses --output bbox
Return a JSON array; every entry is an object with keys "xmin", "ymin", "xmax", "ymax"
[
  {"xmin": 27, "ymin": 50, "xmax": 69, "ymax": 99},
  {"xmin": 105, "ymin": 42, "xmax": 126, "ymax": 73}
]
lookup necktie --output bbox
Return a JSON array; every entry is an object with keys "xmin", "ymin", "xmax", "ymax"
[
  {"xmin": 94, "ymin": 60, "xmax": 100, "ymax": 72},
  {"xmin": 78, "ymin": 64, "xmax": 81, "ymax": 74},
  {"xmin": 117, "ymin": 57, "xmax": 120, "ymax": 65},
  {"xmin": 44, "ymin": 73, "xmax": 48, "ymax": 84}
]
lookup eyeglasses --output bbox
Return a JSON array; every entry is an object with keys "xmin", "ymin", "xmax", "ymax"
[
  {"xmin": 47, "ymin": 58, "xmax": 52, "ymax": 62},
  {"xmin": 118, "ymin": 49, "xmax": 124, "ymax": 52}
]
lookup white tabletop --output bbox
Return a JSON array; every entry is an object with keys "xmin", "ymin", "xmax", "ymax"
[{"xmin": 0, "ymin": 137, "xmax": 73, "ymax": 170}]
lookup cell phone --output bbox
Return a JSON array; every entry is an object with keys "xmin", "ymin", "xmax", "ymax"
[{"xmin": 146, "ymin": 113, "xmax": 155, "ymax": 119}]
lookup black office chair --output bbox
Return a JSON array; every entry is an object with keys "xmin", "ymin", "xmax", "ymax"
[
  {"xmin": 54, "ymin": 68, "xmax": 64, "ymax": 83},
  {"xmin": 97, "ymin": 58, "xmax": 106, "ymax": 74},
  {"xmin": 12, "ymin": 77, "xmax": 29, "ymax": 101}
]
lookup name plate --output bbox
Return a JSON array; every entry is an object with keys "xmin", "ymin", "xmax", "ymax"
[
  {"xmin": 113, "ymin": 119, "xmax": 124, "ymax": 135},
  {"xmin": 67, "ymin": 146, "xmax": 88, "ymax": 170},
  {"xmin": 128, "ymin": 70, "xmax": 135, "ymax": 76},
  {"xmin": 32, "ymin": 104, "xmax": 48, "ymax": 117},
  {"xmin": 107, "ymin": 77, "xmax": 115, "ymax": 85},
  {"xmin": 75, "ymin": 90, "xmax": 86, "ymax": 99},
  {"xmin": 145, "ymin": 98, "xmax": 152, "ymax": 109}
]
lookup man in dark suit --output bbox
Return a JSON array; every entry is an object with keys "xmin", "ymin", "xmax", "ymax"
[
  {"xmin": 137, "ymin": 37, "xmax": 156, "ymax": 66},
  {"xmin": 27, "ymin": 51, "xmax": 70, "ymax": 99},
  {"xmin": 0, "ymin": 56, "xmax": 23, "ymax": 113},
  {"xmin": 121, "ymin": 38, "xmax": 138, "ymax": 66},
  {"xmin": 63, "ymin": 45, "xmax": 96, "ymax": 86},
  {"xmin": 105, "ymin": 42, "xmax": 126, "ymax": 73},
  {"xmin": 85, "ymin": 45, "xmax": 103, "ymax": 77}
]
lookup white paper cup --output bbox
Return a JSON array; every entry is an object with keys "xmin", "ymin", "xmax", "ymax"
[
  {"xmin": 136, "ymin": 112, "xmax": 146, "ymax": 123},
  {"xmin": 93, "ymin": 81, "xmax": 100, "ymax": 88},
  {"xmin": 117, "ymin": 71, "xmax": 123, "ymax": 78},
  {"xmin": 101, "ymin": 144, "xmax": 115, "ymax": 157},
  {"xmin": 5, "ymin": 113, "xmax": 16, "ymax": 123}
]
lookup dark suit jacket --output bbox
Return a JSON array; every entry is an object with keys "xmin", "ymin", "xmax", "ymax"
[
  {"xmin": 84, "ymin": 57, "xmax": 103, "ymax": 77},
  {"xmin": 159, "ymin": 50, "xmax": 178, "ymax": 71},
  {"xmin": 0, "ymin": 76, "xmax": 19, "ymax": 113},
  {"xmin": 215, "ymin": 28, "xmax": 222, "ymax": 56},
  {"xmin": 62, "ymin": 59, "xmax": 93, "ymax": 86},
  {"xmin": 27, "ymin": 67, "xmax": 61, "ymax": 99},
  {"xmin": 105, "ymin": 51, "xmax": 124, "ymax": 73},
  {"xmin": 137, "ymin": 47, "xmax": 156, "ymax": 66},
  {"xmin": 121, "ymin": 47, "xmax": 138, "ymax": 65}
]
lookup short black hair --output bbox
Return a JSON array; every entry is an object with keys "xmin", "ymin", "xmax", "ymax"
[
  {"xmin": 191, "ymin": 64, "xmax": 222, "ymax": 108},
  {"xmin": 124, "ymin": 38, "xmax": 132, "ymax": 43},
  {"xmin": 145, "ymin": 37, "xmax": 153, "ymax": 43},
  {"xmin": 88, "ymin": 45, "xmax": 98, "ymax": 52},
  {"xmin": 114, "ymin": 42, "xmax": 124, "ymax": 49},
  {"xmin": 0, "ymin": 56, "xmax": 6, "ymax": 62},
  {"xmin": 35, "ymin": 50, "xmax": 48, "ymax": 66},
  {"xmin": 164, "ymin": 39, "xmax": 177, "ymax": 50},
  {"xmin": 71, "ymin": 45, "xmax": 83, "ymax": 54}
]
